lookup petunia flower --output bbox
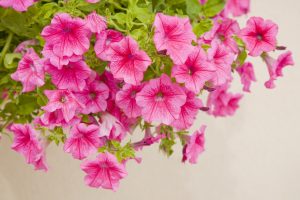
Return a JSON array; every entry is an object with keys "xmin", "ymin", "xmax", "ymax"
[
  {"xmin": 99, "ymin": 113, "xmax": 127, "ymax": 141},
  {"xmin": 64, "ymin": 123, "xmax": 101, "ymax": 160},
  {"xmin": 236, "ymin": 62, "xmax": 256, "ymax": 92},
  {"xmin": 46, "ymin": 60, "xmax": 92, "ymax": 91},
  {"xmin": 41, "ymin": 13, "xmax": 91, "ymax": 57},
  {"xmin": 153, "ymin": 13, "xmax": 196, "ymax": 64},
  {"xmin": 81, "ymin": 152, "xmax": 127, "ymax": 191},
  {"xmin": 85, "ymin": 11, "xmax": 107, "ymax": 34},
  {"xmin": 172, "ymin": 47, "xmax": 216, "ymax": 94},
  {"xmin": 240, "ymin": 17, "xmax": 278, "ymax": 57},
  {"xmin": 0, "ymin": 0, "xmax": 35, "ymax": 12},
  {"xmin": 115, "ymin": 83, "xmax": 144, "ymax": 118},
  {"xmin": 85, "ymin": 0, "xmax": 99, "ymax": 3},
  {"xmin": 106, "ymin": 36, "xmax": 152, "ymax": 85},
  {"xmin": 74, "ymin": 79, "xmax": 109, "ymax": 114},
  {"xmin": 207, "ymin": 41, "xmax": 235, "ymax": 87},
  {"xmin": 263, "ymin": 51, "xmax": 294, "ymax": 89},
  {"xmin": 136, "ymin": 74, "xmax": 187, "ymax": 125},
  {"xmin": 95, "ymin": 30, "xmax": 124, "ymax": 61},
  {"xmin": 14, "ymin": 39, "xmax": 38, "ymax": 54},
  {"xmin": 182, "ymin": 125, "xmax": 206, "ymax": 164},
  {"xmin": 11, "ymin": 48, "xmax": 45, "ymax": 92},
  {"xmin": 222, "ymin": 0, "xmax": 250, "ymax": 17},
  {"xmin": 207, "ymin": 84, "xmax": 243, "ymax": 117},
  {"xmin": 171, "ymin": 90, "xmax": 203, "ymax": 130},
  {"xmin": 42, "ymin": 89, "xmax": 84, "ymax": 122},
  {"xmin": 198, "ymin": 0, "xmax": 207, "ymax": 5}
]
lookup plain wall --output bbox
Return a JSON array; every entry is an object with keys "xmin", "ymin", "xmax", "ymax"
[{"xmin": 1, "ymin": 0, "xmax": 300, "ymax": 199}]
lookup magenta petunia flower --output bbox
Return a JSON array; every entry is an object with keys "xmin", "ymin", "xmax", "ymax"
[
  {"xmin": 95, "ymin": 30, "xmax": 124, "ymax": 61},
  {"xmin": 11, "ymin": 48, "xmax": 45, "ymax": 93},
  {"xmin": 223, "ymin": 0, "xmax": 250, "ymax": 17},
  {"xmin": 136, "ymin": 74, "xmax": 187, "ymax": 125},
  {"xmin": 153, "ymin": 13, "xmax": 196, "ymax": 64},
  {"xmin": 106, "ymin": 36, "xmax": 151, "ymax": 85},
  {"xmin": 172, "ymin": 47, "xmax": 216, "ymax": 94},
  {"xmin": 240, "ymin": 17, "xmax": 278, "ymax": 57},
  {"xmin": 263, "ymin": 51, "xmax": 294, "ymax": 89},
  {"xmin": 14, "ymin": 39, "xmax": 38, "ymax": 54},
  {"xmin": 204, "ymin": 18, "xmax": 240, "ymax": 53},
  {"xmin": 207, "ymin": 41, "xmax": 234, "ymax": 87},
  {"xmin": 99, "ymin": 113, "xmax": 126, "ymax": 141},
  {"xmin": 182, "ymin": 125, "xmax": 206, "ymax": 164},
  {"xmin": 116, "ymin": 83, "xmax": 144, "ymax": 118},
  {"xmin": 85, "ymin": 11, "xmax": 107, "ymax": 34},
  {"xmin": 81, "ymin": 152, "xmax": 127, "ymax": 191},
  {"xmin": 42, "ymin": 89, "xmax": 84, "ymax": 122},
  {"xmin": 74, "ymin": 79, "xmax": 109, "ymax": 114},
  {"xmin": 207, "ymin": 84, "xmax": 243, "ymax": 117},
  {"xmin": 0, "ymin": 0, "xmax": 35, "ymax": 12},
  {"xmin": 41, "ymin": 13, "xmax": 91, "ymax": 57},
  {"xmin": 42, "ymin": 43, "xmax": 82, "ymax": 69},
  {"xmin": 198, "ymin": 0, "xmax": 207, "ymax": 5},
  {"xmin": 46, "ymin": 60, "xmax": 91, "ymax": 91},
  {"xmin": 64, "ymin": 123, "xmax": 101, "ymax": 160},
  {"xmin": 236, "ymin": 62, "xmax": 256, "ymax": 92},
  {"xmin": 85, "ymin": 0, "xmax": 99, "ymax": 3},
  {"xmin": 171, "ymin": 90, "xmax": 203, "ymax": 130}
]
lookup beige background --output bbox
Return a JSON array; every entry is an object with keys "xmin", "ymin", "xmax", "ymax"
[{"xmin": 1, "ymin": 0, "xmax": 300, "ymax": 199}]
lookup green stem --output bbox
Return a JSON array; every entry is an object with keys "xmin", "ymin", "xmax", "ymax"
[{"xmin": 0, "ymin": 32, "xmax": 14, "ymax": 67}]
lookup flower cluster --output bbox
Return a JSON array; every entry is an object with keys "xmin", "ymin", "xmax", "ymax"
[{"xmin": 0, "ymin": 0, "xmax": 294, "ymax": 191}]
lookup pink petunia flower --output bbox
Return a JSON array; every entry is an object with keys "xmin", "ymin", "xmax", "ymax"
[
  {"xmin": 136, "ymin": 74, "xmax": 187, "ymax": 125},
  {"xmin": 198, "ymin": 0, "xmax": 207, "ymax": 5},
  {"xmin": 153, "ymin": 13, "xmax": 196, "ymax": 64},
  {"xmin": 106, "ymin": 36, "xmax": 152, "ymax": 85},
  {"xmin": 222, "ymin": 0, "xmax": 250, "ymax": 17},
  {"xmin": 182, "ymin": 125, "xmax": 206, "ymax": 164},
  {"xmin": 95, "ymin": 30, "xmax": 124, "ymax": 61},
  {"xmin": 0, "ymin": 0, "xmax": 35, "ymax": 12},
  {"xmin": 172, "ymin": 47, "xmax": 216, "ymax": 94},
  {"xmin": 85, "ymin": 0, "xmax": 99, "ymax": 3},
  {"xmin": 207, "ymin": 84, "xmax": 243, "ymax": 117},
  {"xmin": 171, "ymin": 90, "xmax": 203, "ymax": 130},
  {"xmin": 204, "ymin": 17, "xmax": 240, "ymax": 53},
  {"xmin": 42, "ymin": 89, "xmax": 84, "ymax": 122},
  {"xmin": 115, "ymin": 83, "xmax": 144, "ymax": 118},
  {"xmin": 99, "ymin": 113, "xmax": 127, "ymax": 141},
  {"xmin": 14, "ymin": 39, "xmax": 38, "ymax": 54},
  {"xmin": 81, "ymin": 152, "xmax": 127, "ymax": 191},
  {"xmin": 263, "ymin": 51, "xmax": 294, "ymax": 89},
  {"xmin": 85, "ymin": 11, "xmax": 107, "ymax": 34},
  {"xmin": 74, "ymin": 79, "xmax": 109, "ymax": 114},
  {"xmin": 46, "ymin": 60, "xmax": 92, "ymax": 91},
  {"xmin": 64, "ymin": 123, "xmax": 101, "ymax": 160},
  {"xmin": 207, "ymin": 41, "xmax": 234, "ymax": 87},
  {"xmin": 236, "ymin": 62, "xmax": 256, "ymax": 92},
  {"xmin": 41, "ymin": 13, "xmax": 91, "ymax": 57},
  {"xmin": 240, "ymin": 17, "xmax": 278, "ymax": 57},
  {"xmin": 42, "ymin": 43, "xmax": 82, "ymax": 69},
  {"xmin": 11, "ymin": 48, "xmax": 45, "ymax": 92}
]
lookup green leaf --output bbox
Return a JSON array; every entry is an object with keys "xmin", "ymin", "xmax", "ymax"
[
  {"xmin": 186, "ymin": 0, "xmax": 202, "ymax": 18},
  {"xmin": 113, "ymin": 13, "xmax": 127, "ymax": 25},
  {"xmin": 159, "ymin": 137, "xmax": 176, "ymax": 157},
  {"xmin": 202, "ymin": 0, "xmax": 225, "ymax": 17},
  {"xmin": 16, "ymin": 94, "xmax": 38, "ymax": 115},
  {"xmin": 4, "ymin": 53, "xmax": 22, "ymax": 69},
  {"xmin": 192, "ymin": 18, "xmax": 213, "ymax": 37}
]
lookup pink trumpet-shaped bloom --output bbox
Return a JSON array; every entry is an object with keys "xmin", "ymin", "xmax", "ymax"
[
  {"xmin": 172, "ymin": 47, "xmax": 216, "ymax": 94},
  {"xmin": 0, "ymin": 0, "xmax": 35, "ymax": 12},
  {"xmin": 223, "ymin": 0, "xmax": 250, "ymax": 17},
  {"xmin": 11, "ymin": 49, "xmax": 45, "ymax": 92},
  {"xmin": 207, "ymin": 41, "xmax": 234, "ymax": 87},
  {"xmin": 41, "ymin": 13, "xmax": 91, "ymax": 57},
  {"xmin": 153, "ymin": 13, "xmax": 196, "ymax": 64},
  {"xmin": 182, "ymin": 125, "xmax": 206, "ymax": 164},
  {"xmin": 64, "ymin": 123, "xmax": 101, "ymax": 160},
  {"xmin": 116, "ymin": 84, "xmax": 144, "ymax": 118},
  {"xmin": 263, "ymin": 51, "xmax": 294, "ymax": 89},
  {"xmin": 42, "ymin": 89, "xmax": 84, "ymax": 122},
  {"xmin": 198, "ymin": 0, "xmax": 207, "ymax": 5},
  {"xmin": 81, "ymin": 152, "xmax": 127, "ymax": 191},
  {"xmin": 171, "ymin": 90, "xmax": 203, "ymax": 130},
  {"xmin": 240, "ymin": 17, "xmax": 278, "ymax": 57},
  {"xmin": 207, "ymin": 84, "xmax": 243, "ymax": 117},
  {"xmin": 136, "ymin": 74, "xmax": 187, "ymax": 125},
  {"xmin": 46, "ymin": 60, "xmax": 91, "ymax": 91},
  {"xmin": 95, "ymin": 30, "xmax": 124, "ymax": 61},
  {"xmin": 85, "ymin": 11, "xmax": 107, "ymax": 34},
  {"xmin": 86, "ymin": 0, "xmax": 99, "ymax": 3},
  {"xmin": 107, "ymin": 36, "xmax": 152, "ymax": 85},
  {"xmin": 14, "ymin": 39, "xmax": 38, "ymax": 54},
  {"xmin": 236, "ymin": 62, "xmax": 256, "ymax": 92},
  {"xmin": 42, "ymin": 43, "xmax": 82, "ymax": 69},
  {"xmin": 75, "ymin": 79, "xmax": 109, "ymax": 114},
  {"xmin": 99, "ymin": 113, "xmax": 126, "ymax": 141}
]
